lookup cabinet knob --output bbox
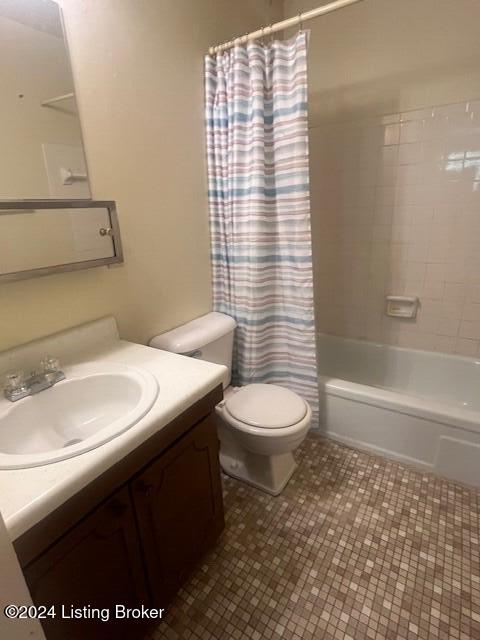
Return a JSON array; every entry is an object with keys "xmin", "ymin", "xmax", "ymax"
[{"xmin": 136, "ymin": 481, "xmax": 154, "ymax": 497}]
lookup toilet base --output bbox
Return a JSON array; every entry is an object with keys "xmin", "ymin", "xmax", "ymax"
[{"xmin": 219, "ymin": 449, "xmax": 297, "ymax": 496}]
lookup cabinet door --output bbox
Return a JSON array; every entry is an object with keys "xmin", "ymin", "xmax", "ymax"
[
  {"xmin": 24, "ymin": 487, "xmax": 149, "ymax": 640},
  {"xmin": 132, "ymin": 414, "xmax": 224, "ymax": 605}
]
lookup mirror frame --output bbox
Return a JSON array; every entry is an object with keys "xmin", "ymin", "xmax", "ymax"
[{"xmin": 0, "ymin": 200, "xmax": 123, "ymax": 283}]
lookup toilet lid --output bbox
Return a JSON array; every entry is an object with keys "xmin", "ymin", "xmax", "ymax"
[{"xmin": 225, "ymin": 384, "xmax": 307, "ymax": 429}]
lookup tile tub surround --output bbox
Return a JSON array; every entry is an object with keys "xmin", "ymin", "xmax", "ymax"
[
  {"xmin": 146, "ymin": 437, "xmax": 480, "ymax": 640},
  {"xmin": 310, "ymin": 98, "xmax": 480, "ymax": 356}
]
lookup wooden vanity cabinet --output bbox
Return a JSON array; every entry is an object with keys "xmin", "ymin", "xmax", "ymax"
[
  {"xmin": 14, "ymin": 387, "xmax": 224, "ymax": 640},
  {"xmin": 132, "ymin": 413, "xmax": 224, "ymax": 604}
]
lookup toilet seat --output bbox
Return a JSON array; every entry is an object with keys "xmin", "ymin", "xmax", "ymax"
[{"xmin": 225, "ymin": 383, "xmax": 307, "ymax": 429}]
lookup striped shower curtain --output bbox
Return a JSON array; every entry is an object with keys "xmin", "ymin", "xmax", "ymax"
[{"xmin": 205, "ymin": 31, "xmax": 318, "ymax": 424}]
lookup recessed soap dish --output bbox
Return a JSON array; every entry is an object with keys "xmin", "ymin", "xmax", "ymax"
[{"xmin": 386, "ymin": 295, "xmax": 419, "ymax": 319}]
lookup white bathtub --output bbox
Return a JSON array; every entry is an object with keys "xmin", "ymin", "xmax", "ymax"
[{"xmin": 317, "ymin": 334, "xmax": 480, "ymax": 488}]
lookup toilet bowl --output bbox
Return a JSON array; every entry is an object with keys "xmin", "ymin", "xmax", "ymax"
[
  {"xmin": 216, "ymin": 384, "xmax": 311, "ymax": 495},
  {"xmin": 149, "ymin": 312, "xmax": 311, "ymax": 495}
]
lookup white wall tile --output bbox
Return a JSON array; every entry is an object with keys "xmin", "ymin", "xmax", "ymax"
[
  {"xmin": 311, "ymin": 98, "xmax": 480, "ymax": 357},
  {"xmin": 468, "ymin": 284, "xmax": 480, "ymax": 302},
  {"xmin": 400, "ymin": 120, "xmax": 424, "ymax": 144},
  {"xmin": 463, "ymin": 302, "xmax": 480, "ymax": 322},
  {"xmin": 384, "ymin": 124, "xmax": 400, "ymax": 146},
  {"xmin": 459, "ymin": 321, "xmax": 480, "ymax": 340},
  {"xmin": 401, "ymin": 108, "xmax": 434, "ymax": 122},
  {"xmin": 434, "ymin": 335, "xmax": 456, "ymax": 353},
  {"xmin": 436, "ymin": 317, "xmax": 460, "ymax": 336},
  {"xmin": 425, "ymin": 262, "xmax": 446, "ymax": 282},
  {"xmin": 455, "ymin": 338, "xmax": 479, "ymax": 357},
  {"xmin": 397, "ymin": 164, "xmax": 423, "ymax": 186},
  {"xmin": 398, "ymin": 142, "xmax": 423, "ymax": 165},
  {"xmin": 423, "ymin": 280, "xmax": 445, "ymax": 300},
  {"xmin": 440, "ymin": 302, "xmax": 463, "ymax": 320},
  {"xmin": 443, "ymin": 283, "xmax": 466, "ymax": 302},
  {"xmin": 434, "ymin": 102, "xmax": 468, "ymax": 117}
]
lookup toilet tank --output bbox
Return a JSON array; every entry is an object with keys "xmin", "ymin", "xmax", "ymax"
[{"xmin": 149, "ymin": 312, "xmax": 236, "ymax": 388}]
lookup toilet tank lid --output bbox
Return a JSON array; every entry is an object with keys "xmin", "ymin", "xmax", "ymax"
[{"xmin": 149, "ymin": 312, "xmax": 236, "ymax": 354}]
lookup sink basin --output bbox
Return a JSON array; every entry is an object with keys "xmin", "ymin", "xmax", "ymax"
[{"xmin": 0, "ymin": 362, "xmax": 159, "ymax": 469}]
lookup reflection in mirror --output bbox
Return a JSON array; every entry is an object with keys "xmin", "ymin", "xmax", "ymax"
[
  {"xmin": 0, "ymin": 0, "xmax": 91, "ymax": 199},
  {"xmin": 0, "ymin": 201, "xmax": 123, "ymax": 282}
]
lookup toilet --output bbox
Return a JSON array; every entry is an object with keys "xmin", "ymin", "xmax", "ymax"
[{"xmin": 150, "ymin": 312, "xmax": 311, "ymax": 495}]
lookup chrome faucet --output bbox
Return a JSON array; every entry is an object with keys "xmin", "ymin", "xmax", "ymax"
[{"xmin": 3, "ymin": 357, "xmax": 65, "ymax": 402}]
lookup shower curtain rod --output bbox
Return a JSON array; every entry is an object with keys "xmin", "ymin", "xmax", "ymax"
[{"xmin": 208, "ymin": 0, "xmax": 364, "ymax": 55}]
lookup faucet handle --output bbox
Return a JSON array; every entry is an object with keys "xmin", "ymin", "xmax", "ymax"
[
  {"xmin": 41, "ymin": 356, "xmax": 60, "ymax": 375},
  {"xmin": 41, "ymin": 356, "xmax": 64, "ymax": 383},
  {"xmin": 3, "ymin": 370, "xmax": 27, "ymax": 393}
]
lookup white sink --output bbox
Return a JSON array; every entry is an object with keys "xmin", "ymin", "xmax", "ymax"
[{"xmin": 0, "ymin": 362, "xmax": 159, "ymax": 469}]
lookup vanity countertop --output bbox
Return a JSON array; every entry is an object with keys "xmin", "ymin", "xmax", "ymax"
[{"xmin": 0, "ymin": 320, "xmax": 226, "ymax": 541}]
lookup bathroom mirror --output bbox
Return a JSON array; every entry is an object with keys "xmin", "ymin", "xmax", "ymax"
[
  {"xmin": 0, "ymin": 201, "xmax": 123, "ymax": 282},
  {"xmin": 0, "ymin": 0, "xmax": 91, "ymax": 200}
]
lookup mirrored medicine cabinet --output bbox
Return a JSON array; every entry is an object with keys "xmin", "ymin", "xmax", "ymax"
[{"xmin": 0, "ymin": 0, "xmax": 123, "ymax": 282}]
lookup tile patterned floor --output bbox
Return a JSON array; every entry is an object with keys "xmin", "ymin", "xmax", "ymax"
[{"xmin": 148, "ymin": 436, "xmax": 480, "ymax": 640}]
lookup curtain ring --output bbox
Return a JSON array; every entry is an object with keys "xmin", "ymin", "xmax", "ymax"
[
  {"xmin": 268, "ymin": 23, "xmax": 274, "ymax": 44},
  {"xmin": 260, "ymin": 25, "xmax": 265, "ymax": 47},
  {"xmin": 298, "ymin": 13, "xmax": 304, "ymax": 33}
]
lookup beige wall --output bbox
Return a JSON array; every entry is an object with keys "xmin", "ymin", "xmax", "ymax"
[
  {"xmin": 286, "ymin": 0, "xmax": 480, "ymax": 124},
  {"xmin": 285, "ymin": 0, "xmax": 480, "ymax": 355},
  {"xmin": 0, "ymin": 0, "xmax": 282, "ymax": 351}
]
